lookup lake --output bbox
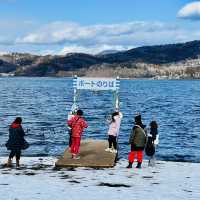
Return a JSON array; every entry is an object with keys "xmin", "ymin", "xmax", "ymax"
[{"xmin": 0, "ymin": 77, "xmax": 200, "ymax": 163}]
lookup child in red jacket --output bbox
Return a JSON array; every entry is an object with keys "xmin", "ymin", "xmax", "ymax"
[{"xmin": 67, "ymin": 110, "xmax": 88, "ymax": 159}]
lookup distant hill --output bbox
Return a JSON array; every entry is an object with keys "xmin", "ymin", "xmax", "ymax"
[
  {"xmin": 97, "ymin": 50, "xmax": 120, "ymax": 56},
  {"xmin": 101, "ymin": 40, "xmax": 200, "ymax": 64},
  {"xmin": 0, "ymin": 59, "xmax": 17, "ymax": 73},
  {"xmin": 1, "ymin": 40, "xmax": 200, "ymax": 78}
]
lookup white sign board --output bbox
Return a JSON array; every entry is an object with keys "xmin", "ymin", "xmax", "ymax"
[{"xmin": 74, "ymin": 77, "xmax": 119, "ymax": 91}]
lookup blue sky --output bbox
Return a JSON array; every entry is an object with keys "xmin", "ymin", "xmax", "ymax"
[
  {"xmin": 0, "ymin": 0, "xmax": 192, "ymax": 23},
  {"xmin": 0, "ymin": 0, "xmax": 200, "ymax": 54}
]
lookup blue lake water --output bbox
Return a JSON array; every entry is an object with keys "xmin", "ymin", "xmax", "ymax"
[{"xmin": 0, "ymin": 77, "xmax": 200, "ymax": 163}]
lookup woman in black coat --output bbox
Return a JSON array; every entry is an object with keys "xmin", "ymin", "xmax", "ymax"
[{"xmin": 6, "ymin": 117, "xmax": 26, "ymax": 167}]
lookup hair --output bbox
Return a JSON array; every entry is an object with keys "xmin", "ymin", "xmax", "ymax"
[
  {"xmin": 111, "ymin": 112, "xmax": 119, "ymax": 122},
  {"xmin": 150, "ymin": 120, "xmax": 158, "ymax": 129},
  {"xmin": 76, "ymin": 109, "xmax": 83, "ymax": 116},
  {"xmin": 135, "ymin": 114, "xmax": 142, "ymax": 126},
  {"xmin": 13, "ymin": 117, "xmax": 22, "ymax": 124}
]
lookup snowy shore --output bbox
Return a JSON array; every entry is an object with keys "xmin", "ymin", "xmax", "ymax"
[{"xmin": 0, "ymin": 157, "xmax": 199, "ymax": 200}]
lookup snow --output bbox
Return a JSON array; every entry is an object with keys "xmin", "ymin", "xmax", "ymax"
[{"xmin": 0, "ymin": 157, "xmax": 199, "ymax": 200}]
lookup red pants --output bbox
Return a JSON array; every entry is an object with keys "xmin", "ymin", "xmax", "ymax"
[
  {"xmin": 128, "ymin": 151, "xmax": 143, "ymax": 163},
  {"xmin": 71, "ymin": 137, "xmax": 81, "ymax": 155}
]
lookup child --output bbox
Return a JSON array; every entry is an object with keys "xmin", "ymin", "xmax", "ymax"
[
  {"xmin": 105, "ymin": 111, "xmax": 122, "ymax": 153},
  {"xmin": 67, "ymin": 109, "xmax": 88, "ymax": 159},
  {"xmin": 146, "ymin": 120, "xmax": 159, "ymax": 167},
  {"xmin": 127, "ymin": 114, "xmax": 147, "ymax": 169}
]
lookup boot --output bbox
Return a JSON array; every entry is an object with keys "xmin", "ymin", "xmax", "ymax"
[
  {"xmin": 148, "ymin": 156, "xmax": 156, "ymax": 167},
  {"xmin": 7, "ymin": 158, "xmax": 12, "ymax": 167},
  {"xmin": 126, "ymin": 162, "xmax": 133, "ymax": 168},
  {"xmin": 16, "ymin": 159, "xmax": 20, "ymax": 168},
  {"xmin": 136, "ymin": 162, "xmax": 142, "ymax": 169}
]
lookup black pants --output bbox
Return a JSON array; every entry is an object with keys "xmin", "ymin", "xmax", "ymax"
[
  {"xmin": 9, "ymin": 149, "xmax": 21, "ymax": 160},
  {"xmin": 108, "ymin": 135, "xmax": 117, "ymax": 150}
]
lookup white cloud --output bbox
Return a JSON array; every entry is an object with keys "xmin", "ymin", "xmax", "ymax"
[
  {"xmin": 0, "ymin": 19, "xmax": 200, "ymax": 54},
  {"xmin": 0, "ymin": 51, "xmax": 8, "ymax": 55},
  {"xmin": 15, "ymin": 20, "xmax": 191, "ymax": 54},
  {"xmin": 0, "ymin": 20, "xmax": 38, "ymax": 46},
  {"xmin": 177, "ymin": 1, "xmax": 200, "ymax": 20},
  {"xmin": 16, "ymin": 21, "xmax": 179, "ymax": 45},
  {"xmin": 59, "ymin": 44, "xmax": 133, "ymax": 55},
  {"xmin": 16, "ymin": 21, "xmax": 96, "ymax": 45}
]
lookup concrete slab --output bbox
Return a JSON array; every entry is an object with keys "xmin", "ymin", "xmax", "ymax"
[{"xmin": 55, "ymin": 139, "xmax": 117, "ymax": 168}]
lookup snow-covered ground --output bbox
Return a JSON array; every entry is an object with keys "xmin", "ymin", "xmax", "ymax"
[{"xmin": 0, "ymin": 157, "xmax": 199, "ymax": 200}]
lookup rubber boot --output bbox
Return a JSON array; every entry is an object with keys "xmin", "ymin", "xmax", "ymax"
[
  {"xmin": 136, "ymin": 162, "xmax": 142, "ymax": 169},
  {"xmin": 7, "ymin": 158, "xmax": 12, "ymax": 167},
  {"xmin": 16, "ymin": 159, "xmax": 20, "ymax": 168},
  {"xmin": 126, "ymin": 162, "xmax": 133, "ymax": 168}
]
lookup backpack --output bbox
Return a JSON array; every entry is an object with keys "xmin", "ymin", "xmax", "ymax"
[{"xmin": 145, "ymin": 137, "xmax": 155, "ymax": 156}]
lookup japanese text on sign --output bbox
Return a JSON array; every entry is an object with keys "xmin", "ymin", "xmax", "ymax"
[{"xmin": 74, "ymin": 78, "xmax": 119, "ymax": 91}]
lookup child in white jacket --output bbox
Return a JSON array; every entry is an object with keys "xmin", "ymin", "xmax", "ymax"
[{"xmin": 105, "ymin": 112, "xmax": 123, "ymax": 153}]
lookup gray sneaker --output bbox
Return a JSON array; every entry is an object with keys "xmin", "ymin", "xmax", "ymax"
[
  {"xmin": 105, "ymin": 148, "xmax": 112, "ymax": 152},
  {"xmin": 72, "ymin": 155, "xmax": 80, "ymax": 160},
  {"xmin": 110, "ymin": 149, "xmax": 117, "ymax": 153}
]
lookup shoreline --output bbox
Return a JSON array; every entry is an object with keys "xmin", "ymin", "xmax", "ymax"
[
  {"xmin": 1, "ymin": 156, "xmax": 200, "ymax": 164},
  {"xmin": 1, "ymin": 75, "xmax": 200, "ymax": 81},
  {"xmin": 0, "ymin": 157, "xmax": 199, "ymax": 200}
]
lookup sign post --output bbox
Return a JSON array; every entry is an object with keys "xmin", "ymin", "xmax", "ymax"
[{"xmin": 73, "ymin": 76, "xmax": 120, "ymax": 110}]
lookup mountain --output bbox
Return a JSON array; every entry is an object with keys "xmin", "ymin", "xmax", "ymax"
[
  {"xmin": 101, "ymin": 40, "xmax": 200, "ymax": 64},
  {"xmin": 97, "ymin": 50, "xmax": 121, "ymax": 56},
  {"xmin": 1, "ymin": 40, "xmax": 200, "ymax": 78},
  {"xmin": 14, "ymin": 53, "xmax": 103, "ymax": 76},
  {"xmin": 0, "ymin": 59, "xmax": 17, "ymax": 73}
]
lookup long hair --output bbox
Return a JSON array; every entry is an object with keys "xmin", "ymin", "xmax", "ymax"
[
  {"xmin": 111, "ymin": 112, "xmax": 119, "ymax": 123},
  {"xmin": 150, "ymin": 120, "xmax": 158, "ymax": 129}
]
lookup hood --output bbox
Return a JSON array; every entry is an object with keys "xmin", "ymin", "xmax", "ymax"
[
  {"xmin": 11, "ymin": 123, "xmax": 21, "ymax": 129},
  {"xmin": 134, "ymin": 124, "xmax": 146, "ymax": 129}
]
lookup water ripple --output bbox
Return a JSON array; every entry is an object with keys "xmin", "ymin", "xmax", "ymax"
[{"xmin": 0, "ymin": 78, "xmax": 200, "ymax": 162}]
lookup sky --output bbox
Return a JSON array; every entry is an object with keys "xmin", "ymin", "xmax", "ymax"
[{"xmin": 0, "ymin": 0, "xmax": 200, "ymax": 55}]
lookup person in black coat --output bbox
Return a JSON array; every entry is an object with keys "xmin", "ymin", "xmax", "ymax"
[
  {"xmin": 6, "ymin": 117, "xmax": 26, "ymax": 167},
  {"xmin": 145, "ymin": 120, "xmax": 159, "ymax": 167}
]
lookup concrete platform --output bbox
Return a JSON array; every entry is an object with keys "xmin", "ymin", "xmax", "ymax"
[{"xmin": 55, "ymin": 139, "xmax": 117, "ymax": 168}]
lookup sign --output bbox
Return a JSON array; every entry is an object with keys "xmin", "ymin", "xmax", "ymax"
[{"xmin": 73, "ymin": 77, "xmax": 120, "ymax": 91}]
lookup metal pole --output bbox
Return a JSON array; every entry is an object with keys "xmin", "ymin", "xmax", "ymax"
[
  {"xmin": 115, "ymin": 91, "xmax": 119, "ymax": 111},
  {"xmin": 72, "ymin": 75, "xmax": 78, "ymax": 112},
  {"xmin": 115, "ymin": 76, "xmax": 120, "ymax": 111},
  {"xmin": 113, "ymin": 77, "xmax": 120, "ymax": 159}
]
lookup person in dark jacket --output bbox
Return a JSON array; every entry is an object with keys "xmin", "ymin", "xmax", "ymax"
[
  {"xmin": 146, "ymin": 120, "xmax": 159, "ymax": 167},
  {"xmin": 127, "ymin": 114, "xmax": 147, "ymax": 169},
  {"xmin": 6, "ymin": 117, "xmax": 26, "ymax": 167}
]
